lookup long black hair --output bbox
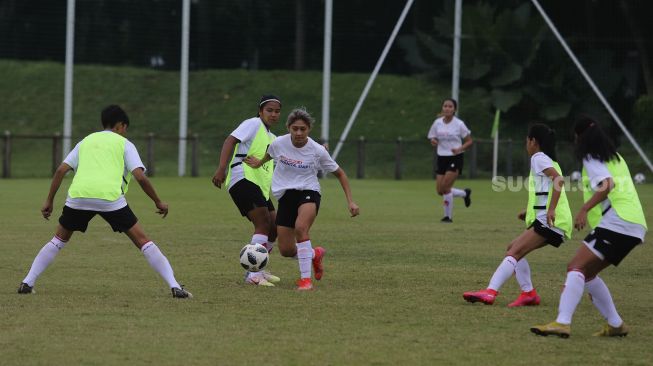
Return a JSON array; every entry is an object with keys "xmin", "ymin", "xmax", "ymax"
[
  {"xmin": 527, "ymin": 123, "xmax": 557, "ymax": 161},
  {"xmin": 573, "ymin": 116, "xmax": 619, "ymax": 162}
]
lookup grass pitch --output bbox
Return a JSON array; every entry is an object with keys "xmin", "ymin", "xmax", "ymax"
[{"xmin": 1, "ymin": 178, "xmax": 652, "ymax": 365}]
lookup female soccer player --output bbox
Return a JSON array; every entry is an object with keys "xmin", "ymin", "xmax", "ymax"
[
  {"xmin": 212, "ymin": 95, "xmax": 282, "ymax": 287},
  {"xmin": 245, "ymin": 108, "xmax": 360, "ymax": 290},
  {"xmin": 531, "ymin": 117, "xmax": 647, "ymax": 338},
  {"xmin": 463, "ymin": 124, "xmax": 572, "ymax": 306},
  {"xmin": 17, "ymin": 105, "xmax": 191, "ymax": 298},
  {"xmin": 427, "ymin": 98, "xmax": 473, "ymax": 222}
]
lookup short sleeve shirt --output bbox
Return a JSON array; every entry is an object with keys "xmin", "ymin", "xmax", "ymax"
[
  {"xmin": 267, "ymin": 135, "xmax": 339, "ymax": 200},
  {"xmin": 63, "ymin": 131, "xmax": 145, "ymax": 211},
  {"xmin": 583, "ymin": 156, "xmax": 646, "ymax": 239},
  {"xmin": 228, "ymin": 117, "xmax": 275, "ymax": 190},
  {"xmin": 529, "ymin": 152, "xmax": 564, "ymax": 235},
  {"xmin": 427, "ymin": 116, "xmax": 471, "ymax": 156}
]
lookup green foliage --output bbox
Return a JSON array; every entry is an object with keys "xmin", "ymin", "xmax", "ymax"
[
  {"xmin": 2, "ymin": 178, "xmax": 653, "ymax": 365},
  {"xmin": 632, "ymin": 94, "xmax": 653, "ymax": 137}
]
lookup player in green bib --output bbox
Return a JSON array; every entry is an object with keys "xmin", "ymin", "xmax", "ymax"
[
  {"xmin": 17, "ymin": 105, "xmax": 192, "ymax": 299},
  {"xmin": 212, "ymin": 95, "xmax": 282, "ymax": 286},
  {"xmin": 464, "ymin": 124, "xmax": 572, "ymax": 307},
  {"xmin": 532, "ymin": 117, "xmax": 647, "ymax": 338}
]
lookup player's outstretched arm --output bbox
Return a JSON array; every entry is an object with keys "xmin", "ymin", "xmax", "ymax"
[
  {"xmin": 244, "ymin": 153, "xmax": 271, "ymax": 168},
  {"xmin": 212, "ymin": 135, "xmax": 240, "ymax": 188},
  {"xmin": 42, "ymin": 163, "xmax": 73, "ymax": 220},
  {"xmin": 132, "ymin": 167, "xmax": 168, "ymax": 218},
  {"xmin": 331, "ymin": 168, "xmax": 360, "ymax": 217}
]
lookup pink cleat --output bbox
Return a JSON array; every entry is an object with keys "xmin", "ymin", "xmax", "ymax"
[
  {"xmin": 312, "ymin": 247, "xmax": 326, "ymax": 280},
  {"xmin": 463, "ymin": 289, "xmax": 498, "ymax": 305},
  {"xmin": 508, "ymin": 289, "xmax": 541, "ymax": 307},
  {"xmin": 296, "ymin": 278, "xmax": 313, "ymax": 291}
]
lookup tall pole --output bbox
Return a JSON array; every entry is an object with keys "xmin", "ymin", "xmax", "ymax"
[
  {"xmin": 451, "ymin": 0, "xmax": 462, "ymax": 103},
  {"xmin": 321, "ymin": 0, "xmax": 333, "ymax": 148},
  {"xmin": 178, "ymin": 0, "xmax": 190, "ymax": 176},
  {"xmin": 63, "ymin": 0, "xmax": 76, "ymax": 157}
]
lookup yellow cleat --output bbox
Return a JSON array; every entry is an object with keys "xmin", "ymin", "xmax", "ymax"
[
  {"xmin": 261, "ymin": 270, "xmax": 281, "ymax": 284},
  {"xmin": 593, "ymin": 323, "xmax": 628, "ymax": 337},
  {"xmin": 530, "ymin": 321, "xmax": 571, "ymax": 338}
]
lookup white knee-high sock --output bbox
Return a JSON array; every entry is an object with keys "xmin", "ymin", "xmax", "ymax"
[
  {"xmin": 443, "ymin": 193, "xmax": 454, "ymax": 218},
  {"xmin": 586, "ymin": 276, "xmax": 623, "ymax": 327},
  {"xmin": 487, "ymin": 256, "xmax": 517, "ymax": 291},
  {"xmin": 141, "ymin": 241, "xmax": 181, "ymax": 289},
  {"xmin": 556, "ymin": 270, "xmax": 585, "ymax": 325},
  {"xmin": 22, "ymin": 236, "xmax": 67, "ymax": 286},
  {"xmin": 296, "ymin": 240, "xmax": 313, "ymax": 279},
  {"xmin": 451, "ymin": 188, "xmax": 466, "ymax": 197},
  {"xmin": 515, "ymin": 258, "xmax": 534, "ymax": 292}
]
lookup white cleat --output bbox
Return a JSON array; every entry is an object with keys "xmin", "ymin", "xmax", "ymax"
[{"xmin": 245, "ymin": 272, "xmax": 275, "ymax": 287}]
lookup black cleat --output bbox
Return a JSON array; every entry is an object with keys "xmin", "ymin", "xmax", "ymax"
[
  {"xmin": 440, "ymin": 216, "xmax": 453, "ymax": 223},
  {"xmin": 464, "ymin": 188, "xmax": 472, "ymax": 207},
  {"xmin": 17, "ymin": 282, "xmax": 34, "ymax": 294},
  {"xmin": 171, "ymin": 286, "xmax": 193, "ymax": 299}
]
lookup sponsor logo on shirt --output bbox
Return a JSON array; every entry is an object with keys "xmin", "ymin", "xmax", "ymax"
[{"xmin": 279, "ymin": 155, "xmax": 310, "ymax": 169}]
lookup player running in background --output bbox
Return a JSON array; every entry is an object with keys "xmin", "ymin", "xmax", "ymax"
[
  {"xmin": 531, "ymin": 116, "xmax": 647, "ymax": 338},
  {"xmin": 427, "ymin": 98, "xmax": 473, "ymax": 223},
  {"xmin": 245, "ymin": 108, "xmax": 360, "ymax": 290},
  {"xmin": 212, "ymin": 95, "xmax": 282, "ymax": 287},
  {"xmin": 17, "ymin": 105, "xmax": 192, "ymax": 298},
  {"xmin": 463, "ymin": 123, "xmax": 572, "ymax": 306}
]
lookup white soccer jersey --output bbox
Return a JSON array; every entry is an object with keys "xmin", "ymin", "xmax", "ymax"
[
  {"xmin": 63, "ymin": 131, "xmax": 145, "ymax": 211},
  {"xmin": 227, "ymin": 117, "xmax": 276, "ymax": 191},
  {"xmin": 427, "ymin": 116, "xmax": 471, "ymax": 156},
  {"xmin": 267, "ymin": 135, "xmax": 339, "ymax": 200},
  {"xmin": 530, "ymin": 152, "xmax": 564, "ymax": 236},
  {"xmin": 583, "ymin": 156, "xmax": 646, "ymax": 239}
]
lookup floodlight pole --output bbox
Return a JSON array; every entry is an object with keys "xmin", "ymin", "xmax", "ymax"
[
  {"xmin": 321, "ymin": 0, "xmax": 333, "ymax": 148},
  {"xmin": 451, "ymin": 0, "xmax": 462, "ymax": 103},
  {"xmin": 332, "ymin": 0, "xmax": 415, "ymax": 160},
  {"xmin": 178, "ymin": 0, "xmax": 190, "ymax": 176},
  {"xmin": 63, "ymin": 0, "xmax": 76, "ymax": 157},
  {"xmin": 531, "ymin": 0, "xmax": 653, "ymax": 173}
]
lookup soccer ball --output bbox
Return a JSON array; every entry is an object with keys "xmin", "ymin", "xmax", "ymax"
[
  {"xmin": 570, "ymin": 171, "xmax": 581, "ymax": 182},
  {"xmin": 634, "ymin": 173, "xmax": 646, "ymax": 184},
  {"xmin": 239, "ymin": 243, "xmax": 269, "ymax": 272}
]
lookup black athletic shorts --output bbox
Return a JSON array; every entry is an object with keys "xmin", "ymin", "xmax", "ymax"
[
  {"xmin": 528, "ymin": 219, "xmax": 565, "ymax": 247},
  {"xmin": 584, "ymin": 227, "xmax": 642, "ymax": 266},
  {"xmin": 59, "ymin": 205, "xmax": 138, "ymax": 233},
  {"xmin": 229, "ymin": 178, "xmax": 275, "ymax": 217},
  {"xmin": 276, "ymin": 189, "xmax": 321, "ymax": 228},
  {"xmin": 436, "ymin": 154, "xmax": 464, "ymax": 175}
]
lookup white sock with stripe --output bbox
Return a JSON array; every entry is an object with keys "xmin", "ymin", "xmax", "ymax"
[
  {"xmin": 487, "ymin": 256, "xmax": 517, "ymax": 291},
  {"xmin": 585, "ymin": 276, "xmax": 623, "ymax": 327},
  {"xmin": 141, "ymin": 241, "xmax": 181, "ymax": 289},
  {"xmin": 296, "ymin": 240, "xmax": 313, "ymax": 279},
  {"xmin": 451, "ymin": 188, "xmax": 466, "ymax": 197},
  {"xmin": 515, "ymin": 258, "xmax": 534, "ymax": 292},
  {"xmin": 443, "ymin": 193, "xmax": 453, "ymax": 218},
  {"xmin": 22, "ymin": 236, "xmax": 67, "ymax": 286},
  {"xmin": 556, "ymin": 270, "xmax": 585, "ymax": 325}
]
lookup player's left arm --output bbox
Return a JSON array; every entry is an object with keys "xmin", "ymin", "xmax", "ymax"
[
  {"xmin": 132, "ymin": 168, "xmax": 168, "ymax": 218},
  {"xmin": 542, "ymin": 167, "xmax": 564, "ymax": 226},
  {"xmin": 452, "ymin": 134, "xmax": 473, "ymax": 155},
  {"xmin": 42, "ymin": 163, "xmax": 73, "ymax": 220},
  {"xmin": 331, "ymin": 168, "xmax": 360, "ymax": 217}
]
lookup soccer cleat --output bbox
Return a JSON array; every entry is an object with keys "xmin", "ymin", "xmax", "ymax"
[
  {"xmin": 245, "ymin": 272, "xmax": 275, "ymax": 287},
  {"xmin": 463, "ymin": 289, "xmax": 497, "ymax": 305},
  {"xmin": 440, "ymin": 216, "xmax": 453, "ymax": 223},
  {"xmin": 17, "ymin": 282, "xmax": 34, "ymax": 294},
  {"xmin": 530, "ymin": 321, "xmax": 571, "ymax": 338},
  {"xmin": 171, "ymin": 286, "xmax": 193, "ymax": 299},
  {"xmin": 296, "ymin": 278, "xmax": 313, "ymax": 291},
  {"xmin": 593, "ymin": 323, "xmax": 628, "ymax": 337},
  {"xmin": 312, "ymin": 246, "xmax": 326, "ymax": 280},
  {"xmin": 260, "ymin": 270, "xmax": 281, "ymax": 284},
  {"xmin": 464, "ymin": 188, "xmax": 472, "ymax": 207},
  {"xmin": 508, "ymin": 289, "xmax": 541, "ymax": 307}
]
